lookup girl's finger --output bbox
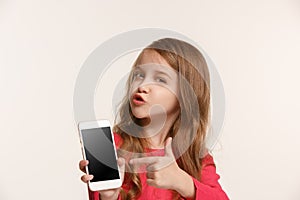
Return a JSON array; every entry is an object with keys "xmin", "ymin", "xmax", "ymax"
[
  {"xmin": 129, "ymin": 156, "xmax": 158, "ymax": 166},
  {"xmin": 146, "ymin": 178, "xmax": 156, "ymax": 187},
  {"xmin": 81, "ymin": 174, "xmax": 94, "ymax": 183},
  {"xmin": 79, "ymin": 160, "xmax": 88, "ymax": 173},
  {"xmin": 146, "ymin": 171, "xmax": 155, "ymax": 179},
  {"xmin": 146, "ymin": 163, "xmax": 159, "ymax": 172},
  {"xmin": 146, "ymin": 158, "xmax": 173, "ymax": 172}
]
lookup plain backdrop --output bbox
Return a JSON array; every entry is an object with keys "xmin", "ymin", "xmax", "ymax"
[{"xmin": 1, "ymin": 0, "xmax": 300, "ymax": 199}]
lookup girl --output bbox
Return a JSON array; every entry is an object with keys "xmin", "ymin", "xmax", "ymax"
[{"xmin": 79, "ymin": 38, "xmax": 229, "ymax": 200}]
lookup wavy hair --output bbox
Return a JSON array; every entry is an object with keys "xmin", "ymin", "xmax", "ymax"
[{"xmin": 113, "ymin": 38, "xmax": 211, "ymax": 200}]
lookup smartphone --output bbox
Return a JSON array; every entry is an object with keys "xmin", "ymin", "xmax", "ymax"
[{"xmin": 78, "ymin": 120, "xmax": 122, "ymax": 191}]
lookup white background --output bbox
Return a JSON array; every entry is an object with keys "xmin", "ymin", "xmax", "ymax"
[{"xmin": 1, "ymin": 0, "xmax": 300, "ymax": 199}]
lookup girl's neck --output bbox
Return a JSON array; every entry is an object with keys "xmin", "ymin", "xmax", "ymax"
[
  {"xmin": 148, "ymin": 133, "xmax": 167, "ymax": 149},
  {"xmin": 140, "ymin": 113, "xmax": 178, "ymax": 149}
]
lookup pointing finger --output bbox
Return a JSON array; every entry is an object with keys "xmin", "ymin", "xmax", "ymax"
[{"xmin": 129, "ymin": 156, "xmax": 158, "ymax": 166}]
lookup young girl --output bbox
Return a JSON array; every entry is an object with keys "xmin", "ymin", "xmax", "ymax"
[{"xmin": 79, "ymin": 38, "xmax": 229, "ymax": 200}]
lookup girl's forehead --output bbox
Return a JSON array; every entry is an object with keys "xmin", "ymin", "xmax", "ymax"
[
  {"xmin": 134, "ymin": 63, "xmax": 178, "ymax": 77},
  {"xmin": 137, "ymin": 50, "xmax": 170, "ymax": 66},
  {"xmin": 135, "ymin": 50, "xmax": 177, "ymax": 75}
]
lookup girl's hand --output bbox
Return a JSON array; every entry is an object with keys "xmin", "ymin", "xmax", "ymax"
[
  {"xmin": 129, "ymin": 137, "xmax": 195, "ymax": 198},
  {"xmin": 79, "ymin": 158, "xmax": 125, "ymax": 200}
]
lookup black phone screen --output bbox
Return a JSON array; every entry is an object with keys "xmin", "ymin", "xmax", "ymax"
[{"xmin": 81, "ymin": 127, "xmax": 120, "ymax": 182}]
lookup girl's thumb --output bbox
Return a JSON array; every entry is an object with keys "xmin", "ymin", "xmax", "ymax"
[{"xmin": 164, "ymin": 137, "xmax": 174, "ymax": 157}]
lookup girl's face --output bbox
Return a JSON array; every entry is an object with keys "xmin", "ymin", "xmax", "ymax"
[{"xmin": 129, "ymin": 50, "xmax": 179, "ymax": 121}]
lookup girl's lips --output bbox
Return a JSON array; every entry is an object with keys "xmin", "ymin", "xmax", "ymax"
[{"xmin": 132, "ymin": 94, "xmax": 146, "ymax": 105}]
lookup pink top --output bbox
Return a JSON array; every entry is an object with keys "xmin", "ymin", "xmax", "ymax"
[{"xmin": 88, "ymin": 133, "xmax": 229, "ymax": 200}]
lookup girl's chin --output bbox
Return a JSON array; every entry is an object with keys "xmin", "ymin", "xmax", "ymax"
[
  {"xmin": 132, "ymin": 114, "xmax": 151, "ymax": 124},
  {"xmin": 133, "ymin": 114, "xmax": 150, "ymax": 121},
  {"xmin": 131, "ymin": 110, "xmax": 149, "ymax": 119}
]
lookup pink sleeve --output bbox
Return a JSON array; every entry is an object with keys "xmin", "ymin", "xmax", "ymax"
[
  {"xmin": 88, "ymin": 189, "xmax": 121, "ymax": 200},
  {"xmin": 186, "ymin": 154, "xmax": 229, "ymax": 200},
  {"xmin": 88, "ymin": 189, "xmax": 99, "ymax": 200}
]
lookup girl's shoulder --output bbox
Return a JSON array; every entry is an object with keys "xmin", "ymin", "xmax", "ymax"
[{"xmin": 201, "ymin": 152, "xmax": 216, "ymax": 166}]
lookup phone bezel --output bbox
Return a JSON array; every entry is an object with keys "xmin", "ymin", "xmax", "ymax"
[{"xmin": 78, "ymin": 119, "xmax": 122, "ymax": 191}]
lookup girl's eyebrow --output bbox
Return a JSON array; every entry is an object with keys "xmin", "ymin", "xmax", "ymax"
[
  {"xmin": 134, "ymin": 66, "xmax": 176, "ymax": 79},
  {"xmin": 134, "ymin": 65, "xmax": 178, "ymax": 80},
  {"xmin": 155, "ymin": 70, "xmax": 173, "ymax": 79},
  {"xmin": 134, "ymin": 66, "xmax": 143, "ymax": 71}
]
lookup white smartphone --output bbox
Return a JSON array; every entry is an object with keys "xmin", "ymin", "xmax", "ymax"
[{"xmin": 78, "ymin": 120, "xmax": 122, "ymax": 191}]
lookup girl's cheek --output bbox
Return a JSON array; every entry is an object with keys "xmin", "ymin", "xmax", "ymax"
[{"xmin": 130, "ymin": 83, "xmax": 138, "ymax": 93}]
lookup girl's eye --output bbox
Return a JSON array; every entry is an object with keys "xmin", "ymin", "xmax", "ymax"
[
  {"xmin": 133, "ymin": 72, "xmax": 144, "ymax": 79},
  {"xmin": 156, "ymin": 77, "xmax": 167, "ymax": 83}
]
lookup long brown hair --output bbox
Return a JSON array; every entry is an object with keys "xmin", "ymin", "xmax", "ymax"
[{"xmin": 113, "ymin": 38, "xmax": 211, "ymax": 199}]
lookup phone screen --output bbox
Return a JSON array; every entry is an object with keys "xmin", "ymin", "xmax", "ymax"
[{"xmin": 81, "ymin": 127, "xmax": 120, "ymax": 182}]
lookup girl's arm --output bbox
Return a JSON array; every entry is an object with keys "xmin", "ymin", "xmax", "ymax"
[
  {"xmin": 176, "ymin": 154, "xmax": 229, "ymax": 200},
  {"xmin": 88, "ymin": 188, "xmax": 99, "ymax": 200},
  {"xmin": 130, "ymin": 139, "xmax": 229, "ymax": 200}
]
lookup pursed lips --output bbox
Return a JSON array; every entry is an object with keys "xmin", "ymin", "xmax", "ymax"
[{"xmin": 132, "ymin": 93, "xmax": 146, "ymax": 105}]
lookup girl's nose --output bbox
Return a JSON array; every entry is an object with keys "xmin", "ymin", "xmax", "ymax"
[{"xmin": 137, "ymin": 84, "xmax": 150, "ymax": 93}]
